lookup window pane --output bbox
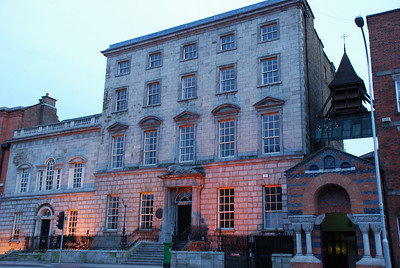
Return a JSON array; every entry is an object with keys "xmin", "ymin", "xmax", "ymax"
[
  {"xmin": 147, "ymin": 83, "xmax": 160, "ymax": 106},
  {"xmin": 179, "ymin": 125, "xmax": 194, "ymax": 162},
  {"xmin": 68, "ymin": 210, "xmax": 78, "ymax": 235},
  {"xmin": 107, "ymin": 196, "xmax": 119, "ymax": 230},
  {"xmin": 149, "ymin": 53, "xmax": 161, "ymax": 67},
  {"xmin": 261, "ymin": 23, "xmax": 278, "ymax": 41},
  {"xmin": 182, "ymin": 75, "xmax": 196, "ymax": 99},
  {"xmin": 73, "ymin": 163, "xmax": 83, "ymax": 188},
  {"xmin": 20, "ymin": 168, "xmax": 30, "ymax": 192},
  {"xmin": 140, "ymin": 194, "xmax": 154, "ymax": 229},
  {"xmin": 221, "ymin": 34, "xmax": 235, "ymax": 51},
  {"xmin": 183, "ymin": 44, "xmax": 197, "ymax": 59},
  {"xmin": 116, "ymin": 89, "xmax": 127, "ymax": 111},
  {"xmin": 264, "ymin": 186, "xmax": 283, "ymax": 229},
  {"xmin": 144, "ymin": 131, "xmax": 157, "ymax": 165},
  {"xmin": 219, "ymin": 188, "xmax": 234, "ymax": 229},
  {"xmin": 112, "ymin": 136, "xmax": 124, "ymax": 169},
  {"xmin": 220, "ymin": 67, "xmax": 235, "ymax": 92},
  {"xmin": 261, "ymin": 58, "xmax": 279, "ymax": 84},
  {"xmin": 219, "ymin": 120, "xmax": 235, "ymax": 158},
  {"xmin": 118, "ymin": 60, "xmax": 130, "ymax": 75},
  {"xmin": 262, "ymin": 114, "xmax": 280, "ymax": 153}
]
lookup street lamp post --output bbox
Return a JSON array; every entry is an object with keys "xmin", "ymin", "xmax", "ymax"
[
  {"xmin": 121, "ymin": 199, "xmax": 127, "ymax": 250},
  {"xmin": 355, "ymin": 15, "xmax": 392, "ymax": 268}
]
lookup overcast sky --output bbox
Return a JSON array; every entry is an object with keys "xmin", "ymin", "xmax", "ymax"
[{"xmin": 0, "ymin": 0, "xmax": 397, "ymax": 155}]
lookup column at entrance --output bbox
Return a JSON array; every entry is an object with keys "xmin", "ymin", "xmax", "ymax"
[
  {"xmin": 159, "ymin": 187, "xmax": 173, "ymax": 242},
  {"xmin": 191, "ymin": 186, "xmax": 201, "ymax": 234},
  {"xmin": 289, "ymin": 215, "xmax": 325, "ymax": 266},
  {"xmin": 349, "ymin": 214, "xmax": 385, "ymax": 267}
]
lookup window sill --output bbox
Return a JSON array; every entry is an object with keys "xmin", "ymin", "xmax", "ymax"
[
  {"xmin": 178, "ymin": 97, "xmax": 198, "ymax": 102},
  {"xmin": 180, "ymin": 57, "xmax": 198, "ymax": 62},
  {"xmin": 111, "ymin": 110, "xmax": 128, "ymax": 114},
  {"xmin": 258, "ymin": 38, "xmax": 279, "ymax": 44},
  {"xmin": 257, "ymin": 81, "xmax": 282, "ymax": 88},
  {"xmin": 216, "ymin": 90, "xmax": 237, "ymax": 96},
  {"xmin": 217, "ymin": 47, "xmax": 237, "ymax": 54},
  {"xmin": 215, "ymin": 229, "xmax": 235, "ymax": 235},
  {"xmin": 115, "ymin": 73, "xmax": 130, "ymax": 77},
  {"xmin": 146, "ymin": 65, "xmax": 162, "ymax": 70},
  {"xmin": 143, "ymin": 104, "xmax": 161, "ymax": 108}
]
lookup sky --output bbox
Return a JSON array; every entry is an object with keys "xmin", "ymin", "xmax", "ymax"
[{"xmin": 0, "ymin": 0, "xmax": 398, "ymax": 156}]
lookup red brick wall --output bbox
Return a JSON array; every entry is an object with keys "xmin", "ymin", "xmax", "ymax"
[{"xmin": 367, "ymin": 9, "xmax": 400, "ymax": 266}]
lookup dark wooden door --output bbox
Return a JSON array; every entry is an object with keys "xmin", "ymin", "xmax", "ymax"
[{"xmin": 39, "ymin": 219, "xmax": 50, "ymax": 250}]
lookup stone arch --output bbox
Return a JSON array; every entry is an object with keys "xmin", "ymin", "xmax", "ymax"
[
  {"xmin": 316, "ymin": 184, "xmax": 351, "ymax": 214},
  {"xmin": 175, "ymin": 187, "xmax": 192, "ymax": 204},
  {"xmin": 35, "ymin": 203, "xmax": 54, "ymax": 217},
  {"xmin": 302, "ymin": 173, "xmax": 363, "ymax": 215}
]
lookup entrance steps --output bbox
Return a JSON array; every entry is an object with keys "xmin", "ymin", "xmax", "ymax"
[{"xmin": 125, "ymin": 242, "xmax": 164, "ymax": 266}]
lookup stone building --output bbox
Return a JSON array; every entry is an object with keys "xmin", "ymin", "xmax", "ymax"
[
  {"xmin": 0, "ymin": 0, "xmax": 354, "ymax": 266},
  {"xmin": 0, "ymin": 94, "xmax": 59, "ymax": 197},
  {"xmin": 367, "ymin": 8, "xmax": 400, "ymax": 267}
]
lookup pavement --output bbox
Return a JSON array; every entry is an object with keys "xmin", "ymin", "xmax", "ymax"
[{"xmin": 0, "ymin": 260, "xmax": 163, "ymax": 268}]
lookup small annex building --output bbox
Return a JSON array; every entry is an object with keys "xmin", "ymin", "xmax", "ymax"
[{"xmin": 286, "ymin": 146, "xmax": 384, "ymax": 268}]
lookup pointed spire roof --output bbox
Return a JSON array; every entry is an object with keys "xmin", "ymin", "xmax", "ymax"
[{"xmin": 328, "ymin": 52, "xmax": 364, "ymax": 88}]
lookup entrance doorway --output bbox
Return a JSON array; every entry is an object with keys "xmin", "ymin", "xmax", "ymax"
[
  {"xmin": 39, "ymin": 219, "xmax": 50, "ymax": 250},
  {"xmin": 322, "ymin": 213, "xmax": 357, "ymax": 268},
  {"xmin": 175, "ymin": 190, "xmax": 192, "ymax": 242},
  {"xmin": 178, "ymin": 204, "xmax": 191, "ymax": 235}
]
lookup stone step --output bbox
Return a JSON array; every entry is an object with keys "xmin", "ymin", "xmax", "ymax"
[{"xmin": 125, "ymin": 242, "xmax": 164, "ymax": 266}]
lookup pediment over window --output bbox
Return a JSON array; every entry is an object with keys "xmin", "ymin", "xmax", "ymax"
[
  {"xmin": 138, "ymin": 116, "xmax": 162, "ymax": 128},
  {"xmin": 68, "ymin": 156, "xmax": 87, "ymax": 164},
  {"xmin": 17, "ymin": 163, "xmax": 32, "ymax": 170},
  {"xmin": 254, "ymin": 96, "xmax": 285, "ymax": 110},
  {"xmin": 107, "ymin": 122, "xmax": 129, "ymax": 132},
  {"xmin": 174, "ymin": 111, "xmax": 200, "ymax": 122},
  {"xmin": 212, "ymin": 103, "xmax": 240, "ymax": 117}
]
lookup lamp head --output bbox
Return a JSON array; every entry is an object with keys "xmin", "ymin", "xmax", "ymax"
[{"xmin": 355, "ymin": 16, "xmax": 364, "ymax": 28}]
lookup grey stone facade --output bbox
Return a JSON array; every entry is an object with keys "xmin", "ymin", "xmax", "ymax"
[{"xmin": 0, "ymin": 0, "xmax": 333, "ymax": 254}]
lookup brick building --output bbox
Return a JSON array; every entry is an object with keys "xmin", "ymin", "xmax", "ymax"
[
  {"xmin": 0, "ymin": 94, "xmax": 58, "ymax": 197},
  {"xmin": 0, "ymin": 1, "xmax": 388, "ymax": 267},
  {"xmin": 367, "ymin": 9, "xmax": 400, "ymax": 267}
]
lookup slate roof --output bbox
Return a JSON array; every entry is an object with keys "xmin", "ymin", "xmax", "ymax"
[{"xmin": 328, "ymin": 51, "xmax": 365, "ymax": 88}]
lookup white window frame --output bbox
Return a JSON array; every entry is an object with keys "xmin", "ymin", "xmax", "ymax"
[
  {"xmin": 263, "ymin": 185, "xmax": 283, "ymax": 230},
  {"xmin": 260, "ymin": 22, "xmax": 278, "ymax": 42},
  {"xmin": 106, "ymin": 195, "xmax": 119, "ymax": 231},
  {"xmin": 149, "ymin": 51, "xmax": 162, "ymax": 68},
  {"xmin": 179, "ymin": 125, "xmax": 195, "ymax": 162},
  {"xmin": 146, "ymin": 81, "xmax": 161, "ymax": 106},
  {"xmin": 218, "ymin": 188, "xmax": 234, "ymax": 229},
  {"xmin": 218, "ymin": 119, "xmax": 235, "ymax": 158},
  {"xmin": 262, "ymin": 113, "xmax": 281, "ymax": 154},
  {"xmin": 181, "ymin": 74, "xmax": 196, "ymax": 100},
  {"xmin": 72, "ymin": 163, "xmax": 83, "ymax": 188},
  {"xmin": 115, "ymin": 87, "xmax": 128, "ymax": 112},
  {"xmin": 182, "ymin": 43, "xmax": 197, "ymax": 60},
  {"xmin": 117, "ymin": 59, "xmax": 130, "ymax": 76},
  {"xmin": 220, "ymin": 33, "xmax": 236, "ymax": 51},
  {"xmin": 140, "ymin": 193, "xmax": 154, "ymax": 230},
  {"xmin": 18, "ymin": 168, "xmax": 30, "ymax": 193},
  {"xmin": 144, "ymin": 130, "xmax": 158, "ymax": 166},
  {"xmin": 11, "ymin": 213, "xmax": 22, "ymax": 240},
  {"xmin": 37, "ymin": 159, "xmax": 61, "ymax": 191},
  {"xmin": 67, "ymin": 210, "xmax": 78, "ymax": 236},
  {"xmin": 260, "ymin": 56, "xmax": 280, "ymax": 85},
  {"xmin": 111, "ymin": 135, "xmax": 124, "ymax": 169},
  {"xmin": 219, "ymin": 65, "xmax": 236, "ymax": 93}
]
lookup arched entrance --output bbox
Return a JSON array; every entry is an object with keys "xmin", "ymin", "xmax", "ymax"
[
  {"xmin": 175, "ymin": 190, "xmax": 192, "ymax": 240},
  {"xmin": 317, "ymin": 184, "xmax": 357, "ymax": 268},
  {"xmin": 34, "ymin": 205, "xmax": 54, "ymax": 250}
]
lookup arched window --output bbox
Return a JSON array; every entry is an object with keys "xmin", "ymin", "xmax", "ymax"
[
  {"xmin": 309, "ymin": 165, "xmax": 319, "ymax": 171},
  {"xmin": 37, "ymin": 159, "xmax": 61, "ymax": 191},
  {"xmin": 323, "ymin": 156, "xmax": 336, "ymax": 170},
  {"xmin": 340, "ymin": 162, "xmax": 351, "ymax": 169}
]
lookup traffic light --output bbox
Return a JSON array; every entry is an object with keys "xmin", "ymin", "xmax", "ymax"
[{"xmin": 56, "ymin": 211, "xmax": 65, "ymax": 230}]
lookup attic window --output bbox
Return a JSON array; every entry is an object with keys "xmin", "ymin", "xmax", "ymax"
[
  {"xmin": 309, "ymin": 165, "xmax": 319, "ymax": 171},
  {"xmin": 323, "ymin": 156, "xmax": 336, "ymax": 170},
  {"xmin": 341, "ymin": 162, "xmax": 351, "ymax": 169}
]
